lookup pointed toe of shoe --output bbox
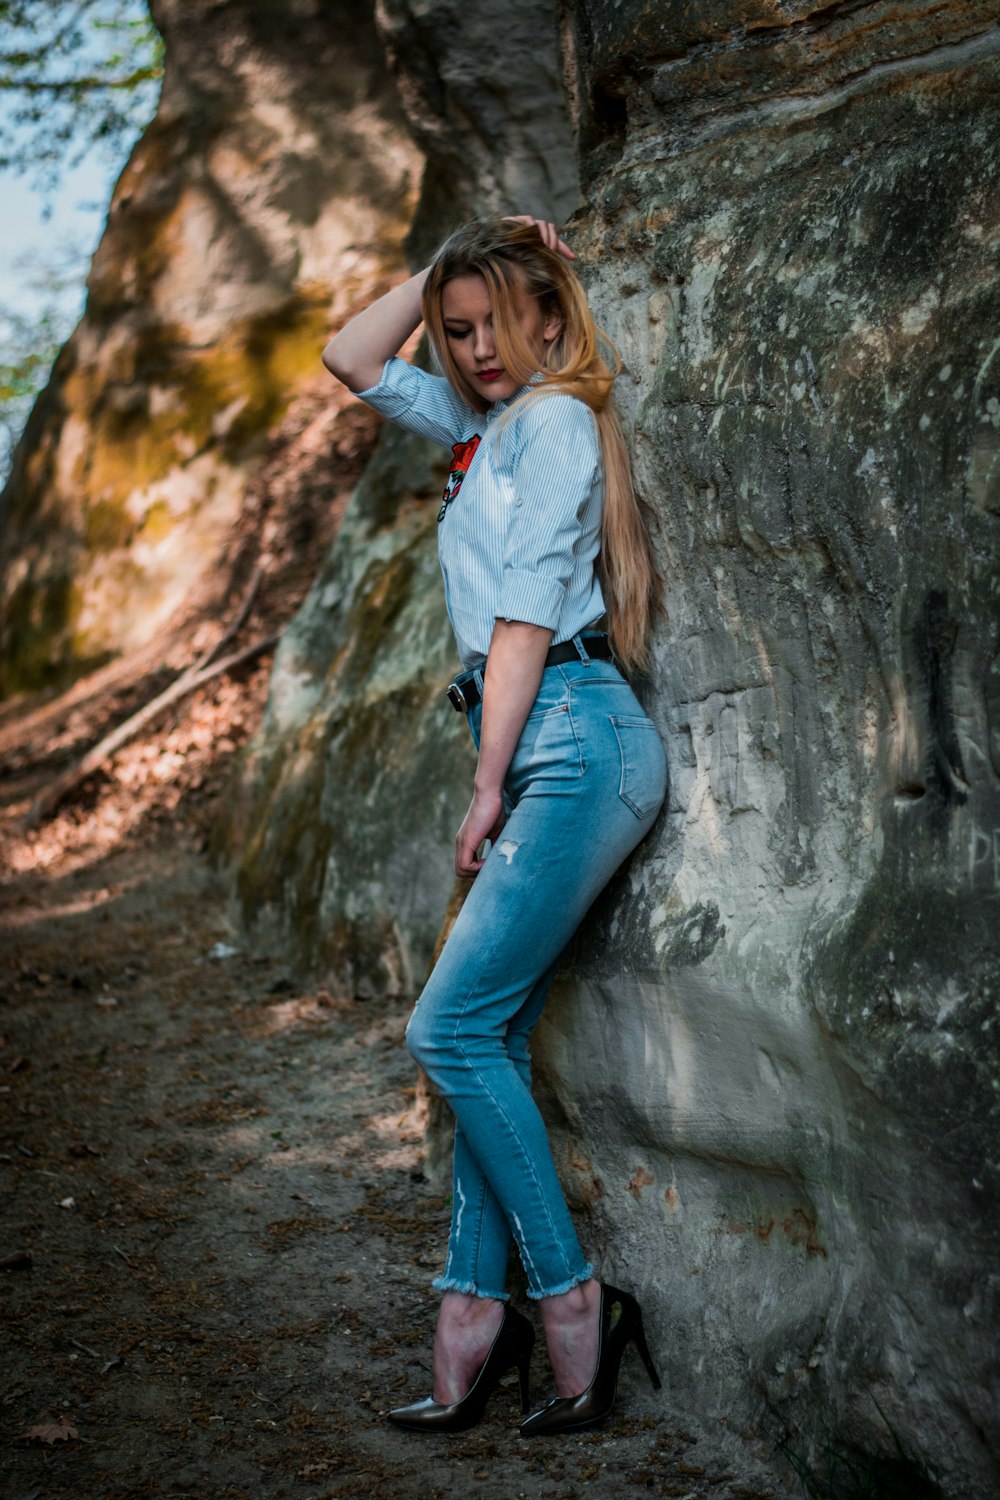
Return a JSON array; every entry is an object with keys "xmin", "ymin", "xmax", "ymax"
[
  {"xmin": 387, "ymin": 1396, "xmax": 472, "ymax": 1432},
  {"xmin": 519, "ymin": 1393, "xmax": 605, "ymax": 1436},
  {"xmin": 386, "ymin": 1305, "xmax": 535, "ymax": 1433}
]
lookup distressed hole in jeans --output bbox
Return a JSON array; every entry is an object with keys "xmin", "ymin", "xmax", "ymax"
[{"xmin": 496, "ymin": 838, "xmax": 520, "ymax": 864}]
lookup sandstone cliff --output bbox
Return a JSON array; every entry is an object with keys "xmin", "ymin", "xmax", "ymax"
[
  {"xmin": 3, "ymin": 1, "xmax": 998, "ymax": 1492},
  {"xmin": 0, "ymin": 0, "xmax": 419, "ymax": 695},
  {"xmin": 545, "ymin": 5, "xmax": 1000, "ymax": 1489}
]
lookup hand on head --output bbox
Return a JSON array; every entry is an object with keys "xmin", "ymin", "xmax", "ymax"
[{"xmin": 502, "ymin": 216, "xmax": 577, "ymax": 261}]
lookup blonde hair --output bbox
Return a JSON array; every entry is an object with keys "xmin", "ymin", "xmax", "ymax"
[{"xmin": 422, "ymin": 219, "xmax": 658, "ymax": 672}]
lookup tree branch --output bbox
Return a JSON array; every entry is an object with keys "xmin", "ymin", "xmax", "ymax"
[
  {"xmin": 0, "ymin": 65, "xmax": 161, "ymax": 94},
  {"xmin": 19, "ymin": 632, "xmax": 278, "ymax": 832},
  {"xmin": 18, "ymin": 569, "xmax": 275, "ymax": 831}
]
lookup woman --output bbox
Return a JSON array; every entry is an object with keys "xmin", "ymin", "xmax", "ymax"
[{"xmin": 322, "ymin": 216, "xmax": 667, "ymax": 1435}]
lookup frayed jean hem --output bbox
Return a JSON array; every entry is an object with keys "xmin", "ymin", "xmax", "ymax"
[
  {"xmin": 432, "ymin": 1274, "xmax": 510, "ymax": 1302},
  {"xmin": 525, "ymin": 1262, "xmax": 595, "ymax": 1301}
]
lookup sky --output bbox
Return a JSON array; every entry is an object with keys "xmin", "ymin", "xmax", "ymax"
[
  {"xmin": 0, "ymin": 0, "xmax": 161, "ymax": 474},
  {"xmin": 0, "ymin": 130, "xmax": 132, "ymax": 478},
  {"xmin": 0, "ymin": 151, "xmax": 121, "ymax": 322},
  {"xmin": 0, "ymin": 0, "xmax": 158, "ymax": 324}
]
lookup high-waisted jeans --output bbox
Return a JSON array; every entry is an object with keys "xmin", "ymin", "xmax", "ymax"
[{"xmin": 405, "ymin": 643, "xmax": 668, "ymax": 1301}]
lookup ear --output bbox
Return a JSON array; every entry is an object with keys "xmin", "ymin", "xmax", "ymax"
[{"xmin": 542, "ymin": 304, "xmax": 563, "ymax": 344}]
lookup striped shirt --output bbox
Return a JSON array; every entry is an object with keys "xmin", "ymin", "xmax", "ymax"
[{"xmin": 357, "ymin": 357, "xmax": 605, "ymax": 668}]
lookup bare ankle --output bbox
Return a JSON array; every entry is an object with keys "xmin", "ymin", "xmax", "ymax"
[
  {"xmin": 438, "ymin": 1292, "xmax": 504, "ymax": 1332},
  {"xmin": 539, "ymin": 1277, "xmax": 599, "ymax": 1324}
]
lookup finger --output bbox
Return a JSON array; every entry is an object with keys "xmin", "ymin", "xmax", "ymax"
[
  {"xmin": 537, "ymin": 221, "xmax": 576, "ymax": 260},
  {"xmin": 487, "ymin": 814, "xmax": 506, "ymax": 844},
  {"xmin": 455, "ymin": 831, "xmax": 481, "ymax": 877},
  {"xmin": 516, "ymin": 216, "xmax": 553, "ymax": 245},
  {"xmin": 502, "ymin": 215, "xmax": 576, "ymax": 258}
]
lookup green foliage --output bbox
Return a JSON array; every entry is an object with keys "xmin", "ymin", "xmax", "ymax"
[
  {"xmin": 0, "ymin": 0, "xmax": 162, "ymax": 191},
  {"xmin": 0, "ymin": 245, "xmax": 85, "ymax": 477},
  {"xmin": 0, "ymin": 2, "xmax": 163, "ymax": 477},
  {"xmin": 0, "ymin": 305, "xmax": 61, "ymax": 404}
]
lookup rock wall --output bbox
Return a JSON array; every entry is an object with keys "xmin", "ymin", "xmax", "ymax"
[
  {"xmin": 539, "ymin": 1, "xmax": 999, "ymax": 1489},
  {"xmin": 375, "ymin": 0, "xmax": 581, "ymax": 258},
  {"xmin": 234, "ymin": 2, "xmax": 1000, "ymax": 1489},
  {"xmin": 0, "ymin": 0, "xmax": 419, "ymax": 695}
]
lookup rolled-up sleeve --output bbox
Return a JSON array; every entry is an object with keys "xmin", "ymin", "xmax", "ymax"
[
  {"xmin": 496, "ymin": 396, "xmax": 600, "ymax": 630},
  {"xmin": 356, "ymin": 357, "xmax": 477, "ymax": 449}
]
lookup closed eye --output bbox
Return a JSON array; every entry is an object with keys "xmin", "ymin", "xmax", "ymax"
[{"xmin": 443, "ymin": 324, "xmax": 472, "ymax": 340}]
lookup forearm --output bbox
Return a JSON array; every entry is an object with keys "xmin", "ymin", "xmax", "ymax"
[
  {"xmin": 453, "ymin": 619, "xmax": 552, "ymax": 877},
  {"xmin": 475, "ymin": 620, "xmax": 553, "ymax": 794},
  {"xmin": 322, "ymin": 267, "xmax": 430, "ymax": 393}
]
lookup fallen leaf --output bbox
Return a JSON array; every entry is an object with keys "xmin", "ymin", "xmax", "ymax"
[
  {"xmin": 8, "ymin": 1055, "xmax": 30, "ymax": 1074},
  {"xmin": 67, "ymin": 1140, "xmax": 101, "ymax": 1158},
  {"xmin": 21, "ymin": 1414, "xmax": 79, "ymax": 1444},
  {"xmin": 0, "ymin": 1249, "xmax": 32, "ymax": 1270}
]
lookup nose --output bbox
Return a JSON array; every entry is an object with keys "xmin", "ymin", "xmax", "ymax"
[{"xmin": 473, "ymin": 321, "xmax": 495, "ymax": 363}]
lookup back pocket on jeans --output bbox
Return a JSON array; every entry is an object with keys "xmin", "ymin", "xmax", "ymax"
[{"xmin": 610, "ymin": 715, "xmax": 666, "ymax": 819}]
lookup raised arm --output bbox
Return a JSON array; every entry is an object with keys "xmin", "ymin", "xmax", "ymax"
[
  {"xmin": 322, "ymin": 267, "xmax": 430, "ymax": 394},
  {"xmin": 323, "ymin": 218, "xmax": 573, "ymax": 395}
]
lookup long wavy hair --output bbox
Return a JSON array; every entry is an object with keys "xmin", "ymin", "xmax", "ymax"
[{"xmin": 422, "ymin": 219, "xmax": 658, "ymax": 672}]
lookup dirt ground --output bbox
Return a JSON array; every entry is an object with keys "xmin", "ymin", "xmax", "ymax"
[{"xmin": 0, "ymin": 640, "xmax": 788, "ymax": 1500}]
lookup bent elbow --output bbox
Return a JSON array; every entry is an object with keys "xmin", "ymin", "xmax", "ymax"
[
  {"xmin": 322, "ymin": 340, "xmax": 348, "ymax": 383},
  {"xmin": 321, "ymin": 341, "xmax": 380, "ymax": 394}
]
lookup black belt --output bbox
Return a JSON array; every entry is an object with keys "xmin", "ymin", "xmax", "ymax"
[{"xmin": 446, "ymin": 635, "xmax": 614, "ymax": 714}]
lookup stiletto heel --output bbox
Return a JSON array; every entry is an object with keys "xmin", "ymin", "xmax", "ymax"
[
  {"xmin": 388, "ymin": 1305, "xmax": 534, "ymax": 1433},
  {"xmin": 519, "ymin": 1282, "xmax": 660, "ymax": 1436},
  {"xmin": 630, "ymin": 1308, "xmax": 662, "ymax": 1390}
]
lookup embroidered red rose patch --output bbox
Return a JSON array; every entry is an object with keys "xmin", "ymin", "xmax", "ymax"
[{"xmin": 438, "ymin": 435, "xmax": 481, "ymax": 523}]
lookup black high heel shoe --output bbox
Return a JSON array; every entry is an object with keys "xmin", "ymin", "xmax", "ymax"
[
  {"xmin": 519, "ymin": 1282, "xmax": 660, "ymax": 1436},
  {"xmin": 387, "ymin": 1304, "xmax": 534, "ymax": 1432}
]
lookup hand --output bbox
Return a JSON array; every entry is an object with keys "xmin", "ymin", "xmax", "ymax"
[
  {"xmin": 455, "ymin": 786, "xmax": 506, "ymax": 878},
  {"xmin": 502, "ymin": 215, "xmax": 576, "ymax": 261}
]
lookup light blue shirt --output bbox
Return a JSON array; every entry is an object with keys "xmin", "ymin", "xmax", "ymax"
[{"xmin": 357, "ymin": 357, "xmax": 606, "ymax": 668}]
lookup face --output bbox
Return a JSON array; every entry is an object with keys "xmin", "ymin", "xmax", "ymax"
[{"xmin": 440, "ymin": 272, "xmax": 561, "ymax": 404}]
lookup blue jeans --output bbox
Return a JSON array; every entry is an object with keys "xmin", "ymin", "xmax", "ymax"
[{"xmin": 406, "ymin": 643, "xmax": 668, "ymax": 1300}]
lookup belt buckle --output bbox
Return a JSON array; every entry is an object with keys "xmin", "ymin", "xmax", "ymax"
[{"xmin": 446, "ymin": 681, "xmax": 469, "ymax": 713}]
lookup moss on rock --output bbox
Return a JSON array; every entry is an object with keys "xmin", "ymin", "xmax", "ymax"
[{"xmin": 0, "ymin": 0, "xmax": 421, "ymax": 699}]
